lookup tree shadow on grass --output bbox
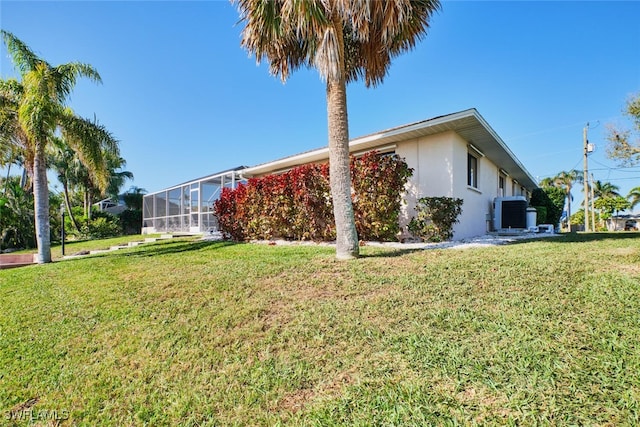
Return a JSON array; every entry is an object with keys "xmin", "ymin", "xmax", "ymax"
[
  {"xmin": 117, "ymin": 239, "xmax": 240, "ymax": 259},
  {"xmin": 359, "ymin": 247, "xmax": 425, "ymax": 259},
  {"xmin": 59, "ymin": 239, "xmax": 240, "ymax": 264}
]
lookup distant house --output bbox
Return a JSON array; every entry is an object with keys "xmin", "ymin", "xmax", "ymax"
[
  {"xmin": 94, "ymin": 197, "xmax": 127, "ymax": 215},
  {"xmin": 142, "ymin": 109, "xmax": 538, "ymax": 240},
  {"xmin": 608, "ymin": 214, "xmax": 640, "ymax": 231}
]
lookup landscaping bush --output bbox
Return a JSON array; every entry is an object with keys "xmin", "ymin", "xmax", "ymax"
[
  {"xmin": 67, "ymin": 209, "xmax": 122, "ymax": 240},
  {"xmin": 533, "ymin": 205, "xmax": 547, "ymax": 224},
  {"xmin": 531, "ymin": 187, "xmax": 564, "ymax": 226},
  {"xmin": 214, "ymin": 184, "xmax": 249, "ymax": 241},
  {"xmin": 119, "ymin": 209, "xmax": 142, "ymax": 235},
  {"xmin": 351, "ymin": 152, "xmax": 413, "ymax": 241},
  {"xmin": 0, "ymin": 178, "xmax": 35, "ymax": 250},
  {"xmin": 214, "ymin": 152, "xmax": 412, "ymax": 242},
  {"xmin": 408, "ymin": 197, "xmax": 464, "ymax": 242}
]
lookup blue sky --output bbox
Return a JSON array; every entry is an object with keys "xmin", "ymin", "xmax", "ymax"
[{"xmin": 1, "ymin": 1, "xmax": 639, "ymax": 212}]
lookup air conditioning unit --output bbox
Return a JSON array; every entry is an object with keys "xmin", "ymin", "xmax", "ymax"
[{"xmin": 493, "ymin": 196, "xmax": 528, "ymax": 230}]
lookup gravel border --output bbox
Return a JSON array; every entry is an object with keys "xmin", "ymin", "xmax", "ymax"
[{"xmin": 203, "ymin": 231, "xmax": 563, "ymax": 250}]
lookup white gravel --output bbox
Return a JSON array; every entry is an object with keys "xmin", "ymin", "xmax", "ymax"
[{"xmin": 204, "ymin": 231, "xmax": 562, "ymax": 250}]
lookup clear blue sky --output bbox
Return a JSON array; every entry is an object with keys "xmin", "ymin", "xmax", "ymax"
[{"xmin": 2, "ymin": 1, "xmax": 639, "ymax": 213}]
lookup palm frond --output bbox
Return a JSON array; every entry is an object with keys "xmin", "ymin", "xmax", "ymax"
[
  {"xmin": 0, "ymin": 30, "xmax": 48, "ymax": 76},
  {"xmin": 59, "ymin": 112, "xmax": 120, "ymax": 192},
  {"xmin": 52, "ymin": 63, "xmax": 102, "ymax": 102},
  {"xmin": 234, "ymin": 0, "xmax": 441, "ymax": 87}
]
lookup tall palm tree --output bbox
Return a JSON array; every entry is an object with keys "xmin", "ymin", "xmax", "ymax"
[
  {"xmin": 628, "ymin": 186, "xmax": 640, "ymax": 210},
  {"xmin": 234, "ymin": 0, "xmax": 441, "ymax": 259},
  {"xmin": 0, "ymin": 30, "xmax": 116, "ymax": 263},
  {"xmin": 553, "ymin": 170, "xmax": 579, "ymax": 230}
]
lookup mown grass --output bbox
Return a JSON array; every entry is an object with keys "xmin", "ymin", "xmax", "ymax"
[
  {"xmin": 1, "ymin": 233, "xmax": 639, "ymax": 425},
  {"xmin": 12, "ymin": 234, "xmax": 187, "ymax": 260}
]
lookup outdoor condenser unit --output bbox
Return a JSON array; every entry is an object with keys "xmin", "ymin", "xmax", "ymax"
[{"xmin": 493, "ymin": 196, "xmax": 528, "ymax": 230}]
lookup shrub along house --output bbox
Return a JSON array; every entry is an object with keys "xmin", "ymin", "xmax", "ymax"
[{"xmin": 142, "ymin": 109, "xmax": 538, "ymax": 240}]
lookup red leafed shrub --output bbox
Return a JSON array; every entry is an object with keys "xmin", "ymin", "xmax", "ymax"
[
  {"xmin": 351, "ymin": 151, "xmax": 413, "ymax": 241},
  {"xmin": 213, "ymin": 152, "xmax": 412, "ymax": 242},
  {"xmin": 289, "ymin": 163, "xmax": 334, "ymax": 241},
  {"xmin": 214, "ymin": 184, "xmax": 248, "ymax": 241}
]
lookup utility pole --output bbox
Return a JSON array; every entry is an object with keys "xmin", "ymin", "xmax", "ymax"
[
  {"xmin": 583, "ymin": 124, "xmax": 590, "ymax": 233},
  {"xmin": 590, "ymin": 173, "xmax": 596, "ymax": 231}
]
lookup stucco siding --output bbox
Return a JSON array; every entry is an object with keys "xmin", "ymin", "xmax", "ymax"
[
  {"xmin": 397, "ymin": 131, "xmax": 518, "ymax": 240},
  {"xmin": 396, "ymin": 131, "xmax": 457, "ymax": 233}
]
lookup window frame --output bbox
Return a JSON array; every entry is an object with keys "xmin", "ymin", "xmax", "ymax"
[{"xmin": 467, "ymin": 152, "xmax": 479, "ymax": 189}]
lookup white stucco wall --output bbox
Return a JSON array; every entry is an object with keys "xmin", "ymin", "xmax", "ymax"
[
  {"xmin": 397, "ymin": 131, "xmax": 456, "ymax": 234},
  {"xmin": 397, "ymin": 130, "xmax": 513, "ymax": 240}
]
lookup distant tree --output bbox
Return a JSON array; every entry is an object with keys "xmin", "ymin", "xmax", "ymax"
[
  {"xmin": 531, "ymin": 186, "xmax": 565, "ymax": 227},
  {"xmin": 570, "ymin": 209, "xmax": 585, "ymax": 226},
  {"xmin": 553, "ymin": 170, "xmax": 580, "ymax": 230},
  {"xmin": 233, "ymin": 0, "xmax": 441, "ymax": 259},
  {"xmin": 48, "ymin": 138, "xmax": 82, "ymax": 232},
  {"xmin": 627, "ymin": 186, "xmax": 640, "ymax": 210},
  {"xmin": 123, "ymin": 186, "xmax": 147, "ymax": 211},
  {"xmin": 594, "ymin": 196, "xmax": 631, "ymax": 220},
  {"xmin": 538, "ymin": 177, "xmax": 555, "ymax": 188},
  {"xmin": 591, "ymin": 180, "xmax": 620, "ymax": 200},
  {"xmin": 606, "ymin": 93, "xmax": 640, "ymax": 165},
  {"xmin": 0, "ymin": 30, "xmax": 117, "ymax": 262}
]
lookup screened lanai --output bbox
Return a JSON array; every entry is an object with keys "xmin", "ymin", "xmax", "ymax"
[{"xmin": 142, "ymin": 167, "xmax": 246, "ymax": 234}]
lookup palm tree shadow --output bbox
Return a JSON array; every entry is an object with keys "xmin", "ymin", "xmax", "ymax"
[
  {"xmin": 359, "ymin": 246, "xmax": 425, "ymax": 258},
  {"xmin": 59, "ymin": 239, "xmax": 239, "ymax": 264},
  {"xmin": 115, "ymin": 239, "xmax": 239, "ymax": 258}
]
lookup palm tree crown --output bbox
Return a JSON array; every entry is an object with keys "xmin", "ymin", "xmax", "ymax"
[
  {"xmin": 592, "ymin": 180, "xmax": 621, "ymax": 200},
  {"xmin": 628, "ymin": 186, "xmax": 640, "ymax": 210}
]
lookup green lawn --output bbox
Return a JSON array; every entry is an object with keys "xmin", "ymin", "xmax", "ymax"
[{"xmin": 1, "ymin": 234, "xmax": 639, "ymax": 425}]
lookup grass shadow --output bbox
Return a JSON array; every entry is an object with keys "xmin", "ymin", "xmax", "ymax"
[
  {"xmin": 58, "ymin": 239, "xmax": 240, "ymax": 264},
  {"xmin": 120, "ymin": 239, "xmax": 240, "ymax": 258},
  {"xmin": 359, "ymin": 247, "xmax": 425, "ymax": 258}
]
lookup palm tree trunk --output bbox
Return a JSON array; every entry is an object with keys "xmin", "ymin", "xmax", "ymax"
[
  {"xmin": 3, "ymin": 162, "xmax": 10, "ymax": 194},
  {"xmin": 62, "ymin": 181, "xmax": 81, "ymax": 233},
  {"xmin": 566, "ymin": 185, "xmax": 572, "ymax": 231},
  {"xmin": 33, "ymin": 142, "xmax": 51, "ymax": 263},
  {"xmin": 326, "ymin": 18, "xmax": 358, "ymax": 260}
]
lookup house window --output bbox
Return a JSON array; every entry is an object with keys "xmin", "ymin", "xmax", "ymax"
[
  {"xmin": 498, "ymin": 174, "xmax": 506, "ymax": 197},
  {"xmin": 467, "ymin": 153, "xmax": 478, "ymax": 188}
]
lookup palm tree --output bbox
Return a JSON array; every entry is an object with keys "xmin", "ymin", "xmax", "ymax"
[
  {"xmin": 553, "ymin": 170, "xmax": 579, "ymax": 230},
  {"xmin": 48, "ymin": 138, "xmax": 83, "ymax": 232},
  {"xmin": 628, "ymin": 186, "xmax": 640, "ymax": 210},
  {"xmin": 538, "ymin": 177, "xmax": 555, "ymax": 187},
  {"xmin": 591, "ymin": 180, "xmax": 621, "ymax": 199},
  {"xmin": 234, "ymin": 0, "xmax": 441, "ymax": 259},
  {"xmin": 0, "ymin": 30, "xmax": 116, "ymax": 263},
  {"xmin": 123, "ymin": 186, "xmax": 147, "ymax": 211},
  {"xmin": 104, "ymin": 154, "xmax": 134, "ymax": 206}
]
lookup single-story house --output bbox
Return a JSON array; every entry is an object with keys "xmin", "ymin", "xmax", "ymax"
[
  {"xmin": 607, "ymin": 214, "xmax": 640, "ymax": 231},
  {"xmin": 142, "ymin": 108, "xmax": 538, "ymax": 240}
]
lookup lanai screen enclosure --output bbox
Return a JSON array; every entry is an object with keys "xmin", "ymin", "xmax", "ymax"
[{"xmin": 142, "ymin": 168, "xmax": 245, "ymax": 234}]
